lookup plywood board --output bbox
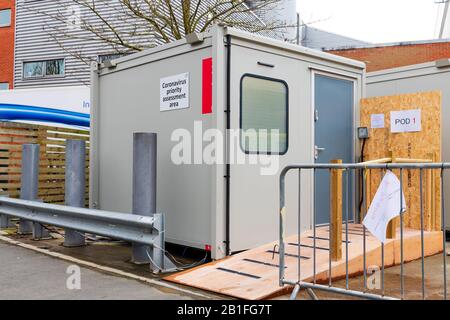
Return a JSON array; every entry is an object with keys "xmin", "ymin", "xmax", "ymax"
[
  {"xmin": 360, "ymin": 91, "xmax": 442, "ymax": 231},
  {"xmin": 165, "ymin": 224, "xmax": 443, "ymax": 300}
]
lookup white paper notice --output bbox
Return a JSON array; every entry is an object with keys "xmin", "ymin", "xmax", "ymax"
[
  {"xmin": 363, "ymin": 171, "xmax": 407, "ymax": 243},
  {"xmin": 371, "ymin": 114, "xmax": 385, "ymax": 129},
  {"xmin": 391, "ymin": 109, "xmax": 421, "ymax": 133},
  {"xmin": 160, "ymin": 72, "xmax": 190, "ymax": 112}
]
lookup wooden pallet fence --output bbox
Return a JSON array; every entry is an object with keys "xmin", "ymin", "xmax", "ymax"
[{"xmin": 0, "ymin": 122, "xmax": 89, "ymax": 206}]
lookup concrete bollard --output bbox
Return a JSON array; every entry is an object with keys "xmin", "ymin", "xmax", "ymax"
[
  {"xmin": 64, "ymin": 140, "xmax": 86, "ymax": 247},
  {"xmin": 132, "ymin": 133, "xmax": 157, "ymax": 265}
]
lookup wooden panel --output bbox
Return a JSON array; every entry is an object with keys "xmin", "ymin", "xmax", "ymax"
[
  {"xmin": 0, "ymin": 122, "xmax": 90, "ymax": 205},
  {"xmin": 360, "ymin": 91, "xmax": 441, "ymax": 231}
]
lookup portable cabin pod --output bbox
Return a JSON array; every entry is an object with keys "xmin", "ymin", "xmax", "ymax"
[
  {"xmin": 90, "ymin": 26, "xmax": 365, "ymax": 259},
  {"xmin": 366, "ymin": 60, "xmax": 450, "ymax": 232}
]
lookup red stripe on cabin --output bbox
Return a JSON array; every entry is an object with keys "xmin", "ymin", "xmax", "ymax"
[{"xmin": 202, "ymin": 58, "xmax": 213, "ymax": 114}]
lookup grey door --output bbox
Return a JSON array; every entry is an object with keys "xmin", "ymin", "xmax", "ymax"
[{"xmin": 314, "ymin": 73, "xmax": 354, "ymax": 225}]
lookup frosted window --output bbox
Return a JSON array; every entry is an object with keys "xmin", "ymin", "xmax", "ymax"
[{"xmin": 240, "ymin": 75, "xmax": 288, "ymax": 154}]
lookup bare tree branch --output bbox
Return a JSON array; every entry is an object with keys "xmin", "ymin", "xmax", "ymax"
[{"xmin": 21, "ymin": 0, "xmax": 303, "ymax": 66}]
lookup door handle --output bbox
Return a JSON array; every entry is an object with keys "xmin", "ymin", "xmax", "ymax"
[{"xmin": 315, "ymin": 145, "xmax": 326, "ymax": 160}]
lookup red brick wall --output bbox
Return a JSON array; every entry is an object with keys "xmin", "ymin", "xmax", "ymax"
[
  {"xmin": 0, "ymin": 0, "xmax": 14, "ymax": 89},
  {"xmin": 327, "ymin": 42, "xmax": 450, "ymax": 72}
]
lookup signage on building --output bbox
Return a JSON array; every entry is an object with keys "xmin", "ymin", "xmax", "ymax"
[
  {"xmin": 390, "ymin": 109, "xmax": 422, "ymax": 133},
  {"xmin": 160, "ymin": 73, "xmax": 190, "ymax": 112},
  {"xmin": 370, "ymin": 114, "xmax": 385, "ymax": 129},
  {"xmin": 0, "ymin": 86, "xmax": 90, "ymax": 129}
]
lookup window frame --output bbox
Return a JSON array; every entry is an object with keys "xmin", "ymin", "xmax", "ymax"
[
  {"xmin": 23, "ymin": 61, "xmax": 45, "ymax": 79},
  {"xmin": 0, "ymin": 9, "xmax": 11, "ymax": 28},
  {"xmin": 23, "ymin": 59, "xmax": 65, "ymax": 79},
  {"xmin": 239, "ymin": 73, "xmax": 289, "ymax": 156}
]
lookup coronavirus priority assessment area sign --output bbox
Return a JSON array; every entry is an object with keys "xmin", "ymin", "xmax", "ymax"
[{"xmin": 160, "ymin": 73, "xmax": 190, "ymax": 112}]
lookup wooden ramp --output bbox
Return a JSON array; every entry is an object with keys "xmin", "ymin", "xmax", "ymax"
[{"xmin": 165, "ymin": 224, "xmax": 443, "ymax": 300}]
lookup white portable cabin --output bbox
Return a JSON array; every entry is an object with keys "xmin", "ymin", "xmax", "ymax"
[
  {"xmin": 367, "ymin": 60, "xmax": 450, "ymax": 232},
  {"xmin": 90, "ymin": 26, "xmax": 365, "ymax": 259}
]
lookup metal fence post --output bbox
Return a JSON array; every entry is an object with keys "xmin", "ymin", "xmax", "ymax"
[
  {"xmin": 19, "ymin": 144, "xmax": 39, "ymax": 235},
  {"xmin": 64, "ymin": 140, "xmax": 86, "ymax": 247},
  {"xmin": 132, "ymin": 133, "xmax": 158, "ymax": 266}
]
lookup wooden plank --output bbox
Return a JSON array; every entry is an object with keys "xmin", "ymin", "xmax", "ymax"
[
  {"xmin": 360, "ymin": 158, "xmax": 392, "ymax": 165},
  {"xmin": 46, "ymin": 132, "xmax": 89, "ymax": 140},
  {"xmin": 45, "ymin": 126, "xmax": 89, "ymax": 135},
  {"xmin": 45, "ymin": 146, "xmax": 90, "ymax": 154},
  {"xmin": 330, "ymin": 159, "xmax": 342, "ymax": 261},
  {"xmin": 0, "ymin": 130, "xmax": 38, "ymax": 137},
  {"xmin": 0, "ymin": 129, "xmax": 39, "ymax": 137},
  {"xmin": 42, "ymin": 140, "xmax": 71, "ymax": 147},
  {"xmin": 0, "ymin": 122, "xmax": 39, "ymax": 130},
  {"xmin": 41, "ymin": 195, "xmax": 66, "ymax": 202},
  {"xmin": 0, "ymin": 174, "xmax": 65, "ymax": 180},
  {"xmin": 0, "ymin": 136, "xmax": 38, "ymax": 144},
  {"xmin": 0, "ymin": 190, "xmax": 70, "ymax": 198},
  {"xmin": 0, "ymin": 167, "xmax": 89, "ymax": 174},
  {"xmin": 387, "ymin": 151, "xmax": 397, "ymax": 239},
  {"xmin": 0, "ymin": 145, "xmax": 25, "ymax": 151},
  {"xmin": 0, "ymin": 159, "xmax": 88, "ymax": 167}
]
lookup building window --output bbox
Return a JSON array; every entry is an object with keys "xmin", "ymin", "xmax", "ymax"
[
  {"xmin": 0, "ymin": 9, "xmax": 11, "ymax": 27},
  {"xmin": 45, "ymin": 59, "xmax": 64, "ymax": 76},
  {"xmin": 23, "ymin": 61, "xmax": 44, "ymax": 78},
  {"xmin": 98, "ymin": 53, "xmax": 128, "ymax": 63},
  {"xmin": 240, "ymin": 74, "xmax": 289, "ymax": 155},
  {"xmin": 23, "ymin": 59, "xmax": 65, "ymax": 79},
  {"xmin": 0, "ymin": 83, "xmax": 9, "ymax": 90}
]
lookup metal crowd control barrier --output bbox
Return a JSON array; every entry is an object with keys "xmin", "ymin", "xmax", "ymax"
[
  {"xmin": 279, "ymin": 162, "xmax": 450, "ymax": 300},
  {"xmin": 0, "ymin": 196, "xmax": 167, "ymax": 273}
]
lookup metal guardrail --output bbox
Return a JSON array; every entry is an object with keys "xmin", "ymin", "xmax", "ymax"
[
  {"xmin": 0, "ymin": 197, "xmax": 161, "ymax": 246},
  {"xmin": 279, "ymin": 162, "xmax": 450, "ymax": 300},
  {"xmin": 0, "ymin": 196, "xmax": 167, "ymax": 273}
]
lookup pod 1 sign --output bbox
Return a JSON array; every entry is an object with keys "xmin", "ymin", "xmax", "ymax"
[{"xmin": 390, "ymin": 109, "xmax": 421, "ymax": 133}]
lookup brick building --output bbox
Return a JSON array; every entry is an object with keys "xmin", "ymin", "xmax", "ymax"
[
  {"xmin": 327, "ymin": 39, "xmax": 450, "ymax": 72},
  {"xmin": 0, "ymin": 0, "xmax": 14, "ymax": 90}
]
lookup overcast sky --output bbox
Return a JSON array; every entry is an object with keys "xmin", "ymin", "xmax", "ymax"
[{"xmin": 297, "ymin": 0, "xmax": 449, "ymax": 44}]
